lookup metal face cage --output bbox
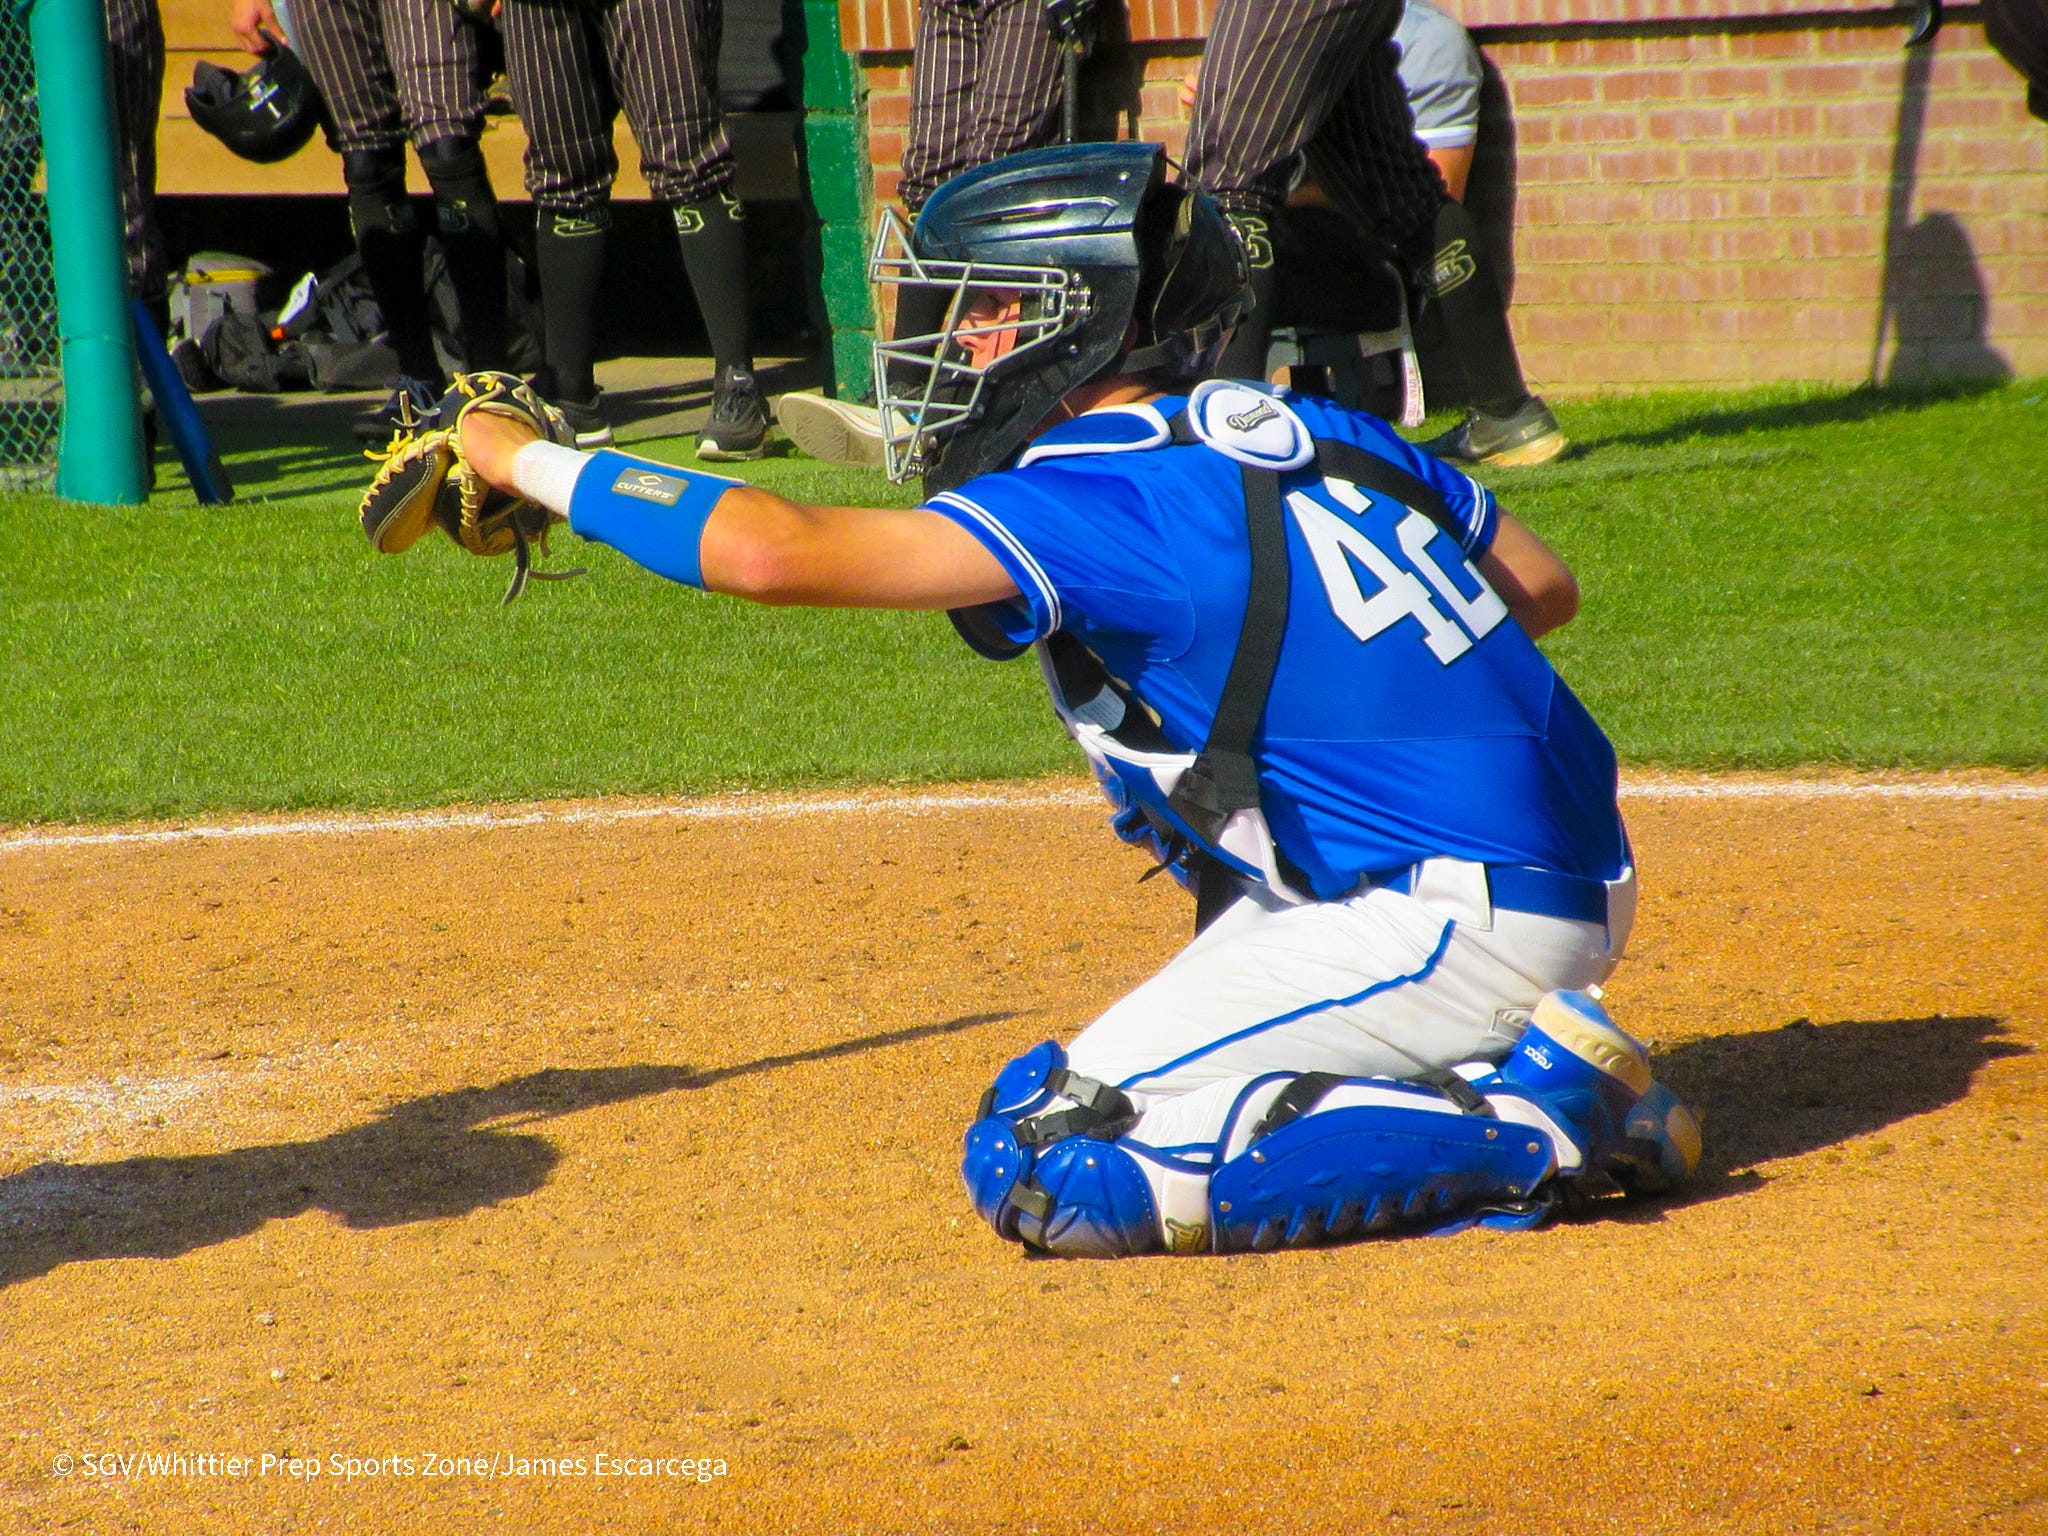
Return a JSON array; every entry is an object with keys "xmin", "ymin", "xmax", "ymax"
[{"xmin": 868, "ymin": 208, "xmax": 1091, "ymax": 484}]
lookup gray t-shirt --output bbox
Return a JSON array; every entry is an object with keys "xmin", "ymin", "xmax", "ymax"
[{"xmin": 1394, "ymin": 0, "xmax": 1483, "ymax": 149}]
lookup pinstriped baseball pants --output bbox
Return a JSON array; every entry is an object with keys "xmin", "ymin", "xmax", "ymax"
[
  {"xmin": 289, "ymin": 0, "xmax": 493, "ymax": 151},
  {"xmin": 104, "ymin": 0, "xmax": 165, "ymax": 302},
  {"xmin": 898, "ymin": 0, "xmax": 1064, "ymax": 214},
  {"xmin": 499, "ymin": 0, "xmax": 735, "ymax": 210},
  {"xmin": 1187, "ymin": 0, "xmax": 1446, "ymax": 246}
]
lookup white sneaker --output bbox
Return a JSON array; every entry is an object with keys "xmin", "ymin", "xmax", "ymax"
[{"xmin": 774, "ymin": 391, "xmax": 888, "ymax": 469}]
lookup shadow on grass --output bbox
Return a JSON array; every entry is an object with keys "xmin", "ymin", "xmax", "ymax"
[
  {"xmin": 182, "ymin": 355, "xmax": 827, "ymax": 488},
  {"xmin": 1600, "ymin": 1012, "xmax": 2026, "ymax": 1223},
  {"xmin": 0, "ymin": 1009, "xmax": 1014, "ymax": 1290},
  {"xmin": 1572, "ymin": 379, "xmax": 2010, "ymax": 454}
]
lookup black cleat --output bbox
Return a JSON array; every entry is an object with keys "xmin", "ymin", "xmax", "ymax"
[
  {"xmin": 1421, "ymin": 396, "xmax": 1568, "ymax": 467},
  {"xmin": 525, "ymin": 370, "xmax": 614, "ymax": 448},
  {"xmin": 697, "ymin": 366, "xmax": 770, "ymax": 461},
  {"xmin": 550, "ymin": 390, "xmax": 614, "ymax": 449},
  {"xmin": 352, "ymin": 376, "xmax": 443, "ymax": 445}
]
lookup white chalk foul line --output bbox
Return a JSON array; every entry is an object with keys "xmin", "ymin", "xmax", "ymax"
[
  {"xmin": 1618, "ymin": 778, "xmax": 2048, "ymax": 801},
  {"xmin": 0, "ymin": 778, "xmax": 2043, "ymax": 855},
  {"xmin": 0, "ymin": 790, "xmax": 1100, "ymax": 854}
]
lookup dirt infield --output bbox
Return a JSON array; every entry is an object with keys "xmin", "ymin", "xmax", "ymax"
[{"xmin": 2, "ymin": 777, "xmax": 2043, "ymax": 1534}]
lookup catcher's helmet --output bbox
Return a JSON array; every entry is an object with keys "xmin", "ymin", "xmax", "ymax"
[
  {"xmin": 871, "ymin": 141, "xmax": 1250, "ymax": 494},
  {"xmin": 185, "ymin": 48, "xmax": 322, "ymax": 165}
]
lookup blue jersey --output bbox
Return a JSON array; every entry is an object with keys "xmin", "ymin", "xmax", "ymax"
[{"xmin": 924, "ymin": 388, "xmax": 1627, "ymax": 899}]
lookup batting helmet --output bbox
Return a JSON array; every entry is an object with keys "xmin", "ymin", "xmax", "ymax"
[
  {"xmin": 871, "ymin": 142, "xmax": 1251, "ymax": 494},
  {"xmin": 184, "ymin": 48, "xmax": 322, "ymax": 165}
]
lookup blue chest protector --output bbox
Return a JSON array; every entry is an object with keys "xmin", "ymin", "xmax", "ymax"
[
  {"xmin": 931, "ymin": 383, "xmax": 1627, "ymax": 910},
  {"xmin": 1046, "ymin": 400, "xmax": 1486, "ymax": 925},
  {"xmin": 947, "ymin": 381, "xmax": 1606, "ymax": 930}
]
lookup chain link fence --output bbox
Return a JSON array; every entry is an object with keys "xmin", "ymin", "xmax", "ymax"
[{"xmin": 0, "ymin": 8, "xmax": 58, "ymax": 492}]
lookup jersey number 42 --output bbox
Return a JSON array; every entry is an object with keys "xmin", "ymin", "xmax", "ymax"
[{"xmin": 1288, "ymin": 479, "xmax": 1508, "ymax": 665}]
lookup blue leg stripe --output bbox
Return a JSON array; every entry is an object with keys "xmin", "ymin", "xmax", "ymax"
[{"xmin": 1116, "ymin": 918, "xmax": 1456, "ymax": 1092}]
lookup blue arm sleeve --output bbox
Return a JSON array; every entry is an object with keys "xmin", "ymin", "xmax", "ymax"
[{"xmin": 566, "ymin": 450, "xmax": 741, "ymax": 589}]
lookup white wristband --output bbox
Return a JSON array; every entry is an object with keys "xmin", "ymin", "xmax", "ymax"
[{"xmin": 508, "ymin": 439, "xmax": 590, "ymax": 518}]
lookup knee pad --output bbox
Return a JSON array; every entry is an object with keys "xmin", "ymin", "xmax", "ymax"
[
  {"xmin": 974, "ymin": 1040, "xmax": 1137, "ymax": 1141},
  {"xmin": 342, "ymin": 147, "xmax": 416, "ymax": 238},
  {"xmin": 418, "ymin": 135, "xmax": 497, "ymax": 236},
  {"xmin": 963, "ymin": 1041, "xmax": 1156, "ymax": 1258},
  {"xmin": 961, "ymin": 1118, "xmax": 1161, "ymax": 1259},
  {"xmin": 978, "ymin": 1040, "xmax": 1067, "ymax": 1122},
  {"xmin": 1207, "ymin": 1088, "xmax": 1557, "ymax": 1253}
]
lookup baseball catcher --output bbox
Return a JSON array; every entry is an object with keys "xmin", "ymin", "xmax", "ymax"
[{"xmin": 362, "ymin": 143, "xmax": 1701, "ymax": 1257}]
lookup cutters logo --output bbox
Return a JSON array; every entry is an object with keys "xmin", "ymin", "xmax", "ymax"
[
  {"xmin": 1164, "ymin": 1218, "xmax": 1208, "ymax": 1255},
  {"xmin": 1431, "ymin": 239, "xmax": 1477, "ymax": 296},
  {"xmin": 612, "ymin": 470, "xmax": 685, "ymax": 506},
  {"xmin": 1224, "ymin": 400, "xmax": 1279, "ymax": 432}
]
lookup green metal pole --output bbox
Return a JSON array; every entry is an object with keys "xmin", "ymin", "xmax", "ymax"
[
  {"xmin": 25, "ymin": 0, "xmax": 146, "ymax": 502},
  {"xmin": 789, "ymin": 0, "xmax": 876, "ymax": 401}
]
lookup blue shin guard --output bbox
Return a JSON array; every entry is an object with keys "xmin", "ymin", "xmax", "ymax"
[{"xmin": 1207, "ymin": 1103, "xmax": 1556, "ymax": 1253}]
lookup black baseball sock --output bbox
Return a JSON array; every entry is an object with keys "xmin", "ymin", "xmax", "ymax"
[
  {"xmin": 1217, "ymin": 261, "xmax": 1278, "ymax": 381},
  {"xmin": 419, "ymin": 135, "xmax": 509, "ymax": 372},
  {"xmin": 1417, "ymin": 200, "xmax": 1530, "ymax": 419},
  {"xmin": 670, "ymin": 193, "xmax": 753, "ymax": 376},
  {"xmin": 1216, "ymin": 208, "xmax": 1279, "ymax": 382},
  {"xmin": 534, "ymin": 204, "xmax": 610, "ymax": 403},
  {"xmin": 342, "ymin": 147, "xmax": 440, "ymax": 383}
]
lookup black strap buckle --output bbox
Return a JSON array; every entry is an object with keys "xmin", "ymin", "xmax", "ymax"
[
  {"xmin": 1016, "ymin": 1068, "xmax": 1139, "ymax": 1145},
  {"xmin": 1413, "ymin": 1067, "xmax": 1493, "ymax": 1116},
  {"xmin": 1247, "ymin": 1071, "xmax": 1345, "ymax": 1145}
]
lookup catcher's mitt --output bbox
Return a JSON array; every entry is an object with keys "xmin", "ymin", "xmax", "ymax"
[{"xmin": 359, "ymin": 371, "xmax": 584, "ymax": 605}]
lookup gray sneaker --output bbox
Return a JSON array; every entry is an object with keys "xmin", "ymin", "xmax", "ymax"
[
  {"xmin": 1422, "ymin": 397, "xmax": 1568, "ymax": 467},
  {"xmin": 773, "ymin": 391, "xmax": 887, "ymax": 469}
]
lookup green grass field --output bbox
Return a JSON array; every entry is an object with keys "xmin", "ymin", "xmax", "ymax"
[{"xmin": 1, "ymin": 379, "xmax": 2043, "ymax": 825}]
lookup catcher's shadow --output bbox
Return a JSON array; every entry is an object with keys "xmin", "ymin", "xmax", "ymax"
[
  {"xmin": 0, "ymin": 1010, "xmax": 1015, "ymax": 1290},
  {"xmin": 1602, "ymin": 1012, "xmax": 2025, "ymax": 1222}
]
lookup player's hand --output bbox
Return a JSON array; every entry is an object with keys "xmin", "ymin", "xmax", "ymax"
[
  {"xmin": 457, "ymin": 402, "xmax": 545, "ymax": 491},
  {"xmin": 1178, "ymin": 63, "xmax": 1199, "ymax": 112},
  {"xmin": 229, "ymin": 0, "xmax": 284, "ymax": 55}
]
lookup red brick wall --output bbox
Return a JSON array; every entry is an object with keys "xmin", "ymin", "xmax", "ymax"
[
  {"xmin": 1480, "ymin": 23, "xmax": 2046, "ymax": 388},
  {"xmin": 845, "ymin": 2, "xmax": 2048, "ymax": 390}
]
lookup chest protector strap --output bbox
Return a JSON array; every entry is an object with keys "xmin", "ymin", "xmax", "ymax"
[{"xmin": 1171, "ymin": 449, "xmax": 1296, "ymax": 929}]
